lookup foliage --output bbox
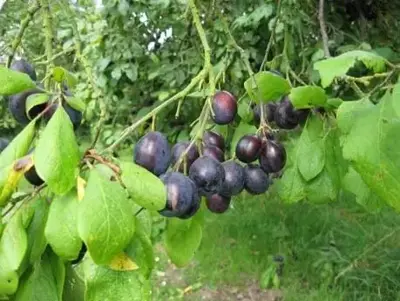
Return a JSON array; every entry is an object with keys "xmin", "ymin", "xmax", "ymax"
[{"xmin": 0, "ymin": 0, "xmax": 400, "ymax": 299}]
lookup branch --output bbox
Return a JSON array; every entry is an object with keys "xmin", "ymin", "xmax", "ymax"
[
  {"xmin": 259, "ymin": 0, "xmax": 283, "ymax": 71},
  {"xmin": 104, "ymin": 0, "xmax": 214, "ymax": 155},
  {"xmin": 318, "ymin": 0, "xmax": 331, "ymax": 58},
  {"xmin": 40, "ymin": 0, "xmax": 54, "ymax": 90},
  {"xmin": 6, "ymin": 3, "xmax": 41, "ymax": 67}
]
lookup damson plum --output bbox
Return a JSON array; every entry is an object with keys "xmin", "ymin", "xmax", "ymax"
[
  {"xmin": 244, "ymin": 164, "xmax": 269, "ymax": 195},
  {"xmin": 44, "ymin": 102, "xmax": 83, "ymax": 130},
  {"xmin": 134, "ymin": 131, "xmax": 171, "ymax": 176},
  {"xmin": 235, "ymin": 135, "xmax": 262, "ymax": 163},
  {"xmin": 8, "ymin": 88, "xmax": 45, "ymax": 124},
  {"xmin": 189, "ymin": 156, "xmax": 225, "ymax": 197},
  {"xmin": 159, "ymin": 172, "xmax": 199, "ymax": 218},
  {"xmin": 206, "ymin": 193, "xmax": 231, "ymax": 213},
  {"xmin": 203, "ymin": 130, "xmax": 225, "ymax": 151},
  {"xmin": 220, "ymin": 161, "xmax": 245, "ymax": 197},
  {"xmin": 211, "ymin": 91, "xmax": 237, "ymax": 125},
  {"xmin": 0, "ymin": 138, "xmax": 9, "ymax": 153},
  {"xmin": 274, "ymin": 98, "xmax": 298, "ymax": 129},
  {"xmin": 295, "ymin": 108, "xmax": 310, "ymax": 124},
  {"xmin": 180, "ymin": 180, "xmax": 201, "ymax": 219},
  {"xmin": 170, "ymin": 142, "xmax": 199, "ymax": 172},
  {"xmin": 259, "ymin": 140, "xmax": 286, "ymax": 173},
  {"xmin": 253, "ymin": 103, "xmax": 276, "ymax": 124},
  {"xmin": 10, "ymin": 59, "xmax": 37, "ymax": 81},
  {"xmin": 203, "ymin": 145, "xmax": 224, "ymax": 162}
]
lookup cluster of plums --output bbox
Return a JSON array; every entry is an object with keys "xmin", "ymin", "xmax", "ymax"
[
  {"xmin": 7, "ymin": 59, "xmax": 82, "ymax": 129},
  {"xmin": 133, "ymin": 90, "xmax": 288, "ymax": 218},
  {"xmin": 3, "ymin": 59, "xmax": 83, "ymax": 186}
]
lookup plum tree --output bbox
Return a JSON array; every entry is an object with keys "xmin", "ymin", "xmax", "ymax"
[
  {"xmin": 244, "ymin": 164, "xmax": 270, "ymax": 195},
  {"xmin": 159, "ymin": 172, "xmax": 200, "ymax": 218},
  {"xmin": 220, "ymin": 161, "xmax": 245, "ymax": 197},
  {"xmin": 8, "ymin": 88, "xmax": 45, "ymax": 124},
  {"xmin": 170, "ymin": 141, "xmax": 199, "ymax": 172},
  {"xmin": 10, "ymin": 59, "xmax": 37, "ymax": 81},
  {"xmin": 203, "ymin": 145, "xmax": 225, "ymax": 162},
  {"xmin": 259, "ymin": 140, "xmax": 287, "ymax": 173},
  {"xmin": 211, "ymin": 90, "xmax": 237, "ymax": 124},
  {"xmin": 253, "ymin": 103, "xmax": 276, "ymax": 124},
  {"xmin": 206, "ymin": 193, "xmax": 231, "ymax": 213},
  {"xmin": 189, "ymin": 156, "xmax": 225, "ymax": 196},
  {"xmin": 235, "ymin": 135, "xmax": 262, "ymax": 163},
  {"xmin": 44, "ymin": 102, "xmax": 83, "ymax": 130},
  {"xmin": 134, "ymin": 131, "xmax": 171, "ymax": 176},
  {"xmin": 0, "ymin": 138, "xmax": 9, "ymax": 153},
  {"xmin": 203, "ymin": 130, "xmax": 225, "ymax": 151}
]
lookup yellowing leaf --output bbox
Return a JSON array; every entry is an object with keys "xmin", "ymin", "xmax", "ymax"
[
  {"xmin": 77, "ymin": 177, "xmax": 86, "ymax": 201},
  {"xmin": 108, "ymin": 252, "xmax": 139, "ymax": 271}
]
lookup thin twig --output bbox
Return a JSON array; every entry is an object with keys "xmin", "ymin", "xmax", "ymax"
[
  {"xmin": 6, "ymin": 2, "xmax": 41, "ymax": 67},
  {"xmin": 259, "ymin": 0, "xmax": 283, "ymax": 71},
  {"xmin": 40, "ymin": 0, "xmax": 54, "ymax": 90},
  {"xmin": 318, "ymin": 0, "xmax": 331, "ymax": 58}
]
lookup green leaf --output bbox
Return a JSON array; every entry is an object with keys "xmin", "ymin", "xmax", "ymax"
[
  {"xmin": 275, "ymin": 167, "xmax": 306, "ymax": 203},
  {"xmin": 393, "ymin": 83, "xmax": 400, "ymax": 116},
  {"xmin": 120, "ymin": 161, "xmax": 166, "ymax": 211},
  {"xmin": 83, "ymin": 256, "xmax": 151, "ymax": 301},
  {"xmin": 65, "ymin": 96, "xmax": 86, "ymax": 112},
  {"xmin": 237, "ymin": 98, "xmax": 254, "ymax": 123},
  {"xmin": 296, "ymin": 116, "xmax": 325, "ymax": 181},
  {"xmin": 289, "ymin": 86, "xmax": 327, "ymax": 109},
  {"xmin": 342, "ymin": 167, "xmax": 384, "ymax": 212},
  {"xmin": 25, "ymin": 93, "xmax": 50, "ymax": 119},
  {"xmin": 326, "ymin": 98, "xmax": 343, "ymax": 109},
  {"xmin": 24, "ymin": 198, "xmax": 49, "ymax": 265},
  {"xmin": 0, "ymin": 213, "xmax": 28, "ymax": 272},
  {"xmin": 0, "ymin": 269, "xmax": 18, "ymax": 296},
  {"xmin": 164, "ymin": 212, "xmax": 203, "ymax": 267},
  {"xmin": 77, "ymin": 169, "xmax": 135, "ymax": 265},
  {"xmin": 14, "ymin": 248, "xmax": 65, "ymax": 301},
  {"xmin": 305, "ymin": 169, "xmax": 337, "ymax": 203},
  {"xmin": 230, "ymin": 122, "xmax": 257, "ymax": 157},
  {"xmin": 244, "ymin": 71, "xmax": 291, "ymax": 103},
  {"xmin": 35, "ymin": 106, "xmax": 80, "ymax": 195},
  {"xmin": 336, "ymin": 98, "xmax": 374, "ymax": 135},
  {"xmin": 0, "ymin": 121, "xmax": 36, "ymax": 169},
  {"xmin": 45, "ymin": 191, "xmax": 81, "ymax": 260},
  {"xmin": 338, "ymin": 91, "xmax": 400, "ymax": 211},
  {"xmin": 0, "ymin": 66, "xmax": 36, "ymax": 96},
  {"xmin": 62, "ymin": 265, "xmax": 85, "ymax": 301},
  {"xmin": 314, "ymin": 51, "xmax": 387, "ymax": 88},
  {"xmin": 52, "ymin": 66, "xmax": 78, "ymax": 88}
]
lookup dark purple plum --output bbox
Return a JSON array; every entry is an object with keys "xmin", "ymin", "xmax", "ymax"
[
  {"xmin": 0, "ymin": 138, "xmax": 9, "ymax": 153},
  {"xmin": 170, "ymin": 141, "xmax": 199, "ymax": 173},
  {"xmin": 220, "ymin": 161, "xmax": 245, "ymax": 197},
  {"xmin": 134, "ymin": 131, "xmax": 171, "ymax": 176},
  {"xmin": 206, "ymin": 193, "xmax": 231, "ymax": 214},
  {"xmin": 189, "ymin": 156, "xmax": 225, "ymax": 197},
  {"xmin": 203, "ymin": 145, "xmax": 224, "ymax": 162},
  {"xmin": 295, "ymin": 109, "xmax": 310, "ymax": 124},
  {"xmin": 274, "ymin": 98, "xmax": 298, "ymax": 129},
  {"xmin": 253, "ymin": 103, "xmax": 276, "ymax": 124},
  {"xmin": 203, "ymin": 130, "xmax": 225, "ymax": 151},
  {"xmin": 180, "ymin": 180, "xmax": 201, "ymax": 219},
  {"xmin": 159, "ymin": 172, "xmax": 199, "ymax": 218},
  {"xmin": 244, "ymin": 164, "xmax": 270, "ymax": 195},
  {"xmin": 71, "ymin": 243, "xmax": 87, "ymax": 265},
  {"xmin": 211, "ymin": 90, "xmax": 237, "ymax": 125},
  {"xmin": 10, "ymin": 59, "xmax": 37, "ymax": 81},
  {"xmin": 25, "ymin": 165, "xmax": 44, "ymax": 186},
  {"xmin": 8, "ymin": 88, "xmax": 45, "ymax": 124},
  {"xmin": 235, "ymin": 135, "xmax": 262, "ymax": 163},
  {"xmin": 259, "ymin": 140, "xmax": 286, "ymax": 173},
  {"xmin": 44, "ymin": 102, "xmax": 83, "ymax": 130}
]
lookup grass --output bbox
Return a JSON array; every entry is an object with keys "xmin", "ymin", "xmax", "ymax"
[{"xmin": 153, "ymin": 191, "xmax": 400, "ymax": 300}]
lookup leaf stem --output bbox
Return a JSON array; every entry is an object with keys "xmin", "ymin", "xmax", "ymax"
[{"xmin": 6, "ymin": 3, "xmax": 41, "ymax": 68}]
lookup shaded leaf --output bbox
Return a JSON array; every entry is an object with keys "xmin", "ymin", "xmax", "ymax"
[
  {"xmin": 275, "ymin": 167, "xmax": 306, "ymax": 204},
  {"xmin": 65, "ymin": 96, "xmax": 86, "ymax": 112},
  {"xmin": 25, "ymin": 93, "xmax": 50, "ymax": 119}
]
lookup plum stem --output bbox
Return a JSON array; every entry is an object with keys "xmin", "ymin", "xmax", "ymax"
[
  {"xmin": 40, "ymin": 0, "xmax": 54, "ymax": 90},
  {"xmin": 6, "ymin": 3, "xmax": 41, "ymax": 68}
]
